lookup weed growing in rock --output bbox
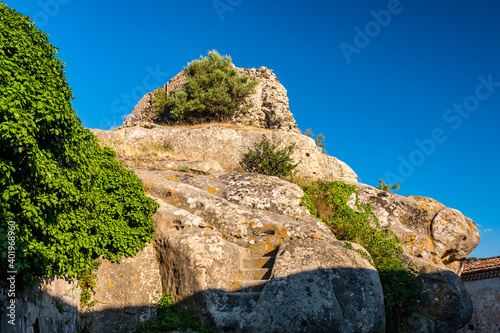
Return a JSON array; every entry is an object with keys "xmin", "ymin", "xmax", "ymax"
[
  {"xmin": 134, "ymin": 293, "xmax": 217, "ymax": 333},
  {"xmin": 303, "ymin": 128, "xmax": 327, "ymax": 153},
  {"xmin": 155, "ymin": 50, "xmax": 259, "ymax": 124},
  {"xmin": 301, "ymin": 181, "xmax": 422, "ymax": 330},
  {"xmin": 77, "ymin": 262, "xmax": 99, "ymax": 310},
  {"xmin": 55, "ymin": 301, "xmax": 65, "ymax": 314},
  {"xmin": 377, "ymin": 179, "xmax": 400, "ymax": 193},
  {"xmin": 241, "ymin": 134, "xmax": 299, "ymax": 177}
]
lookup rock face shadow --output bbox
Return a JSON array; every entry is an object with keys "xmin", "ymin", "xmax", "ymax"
[{"xmin": 1, "ymin": 267, "xmax": 472, "ymax": 333}]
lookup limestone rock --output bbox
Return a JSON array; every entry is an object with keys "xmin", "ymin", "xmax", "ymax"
[
  {"xmin": 91, "ymin": 125, "xmax": 358, "ymax": 183},
  {"xmin": 121, "ymin": 88, "xmax": 162, "ymax": 126},
  {"xmin": 247, "ymin": 239, "xmax": 385, "ymax": 333},
  {"xmin": 349, "ymin": 183, "xmax": 480, "ymax": 275},
  {"xmin": 231, "ymin": 67, "xmax": 300, "ymax": 133},
  {"xmin": 0, "ymin": 244, "xmax": 162, "ymax": 333},
  {"xmin": 349, "ymin": 182, "xmax": 480, "ymax": 331},
  {"xmin": 122, "ymin": 66, "xmax": 301, "ymax": 133},
  {"xmin": 0, "ymin": 277, "xmax": 81, "ymax": 333},
  {"xmin": 144, "ymin": 170, "xmax": 309, "ymax": 218},
  {"xmin": 186, "ymin": 159, "xmax": 224, "ymax": 174},
  {"xmin": 140, "ymin": 170, "xmax": 386, "ymax": 332},
  {"xmin": 86, "ymin": 243, "xmax": 162, "ymax": 333}
]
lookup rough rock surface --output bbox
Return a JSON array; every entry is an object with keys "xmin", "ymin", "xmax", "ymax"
[
  {"xmin": 0, "ymin": 277, "xmax": 81, "ymax": 333},
  {"xmin": 91, "ymin": 125, "xmax": 358, "ymax": 183},
  {"xmin": 3, "ymin": 164, "xmax": 481, "ymax": 332},
  {"xmin": 143, "ymin": 170, "xmax": 385, "ymax": 332},
  {"xmin": 349, "ymin": 183, "xmax": 480, "ymax": 275},
  {"xmin": 0, "ymin": 244, "xmax": 162, "ymax": 333},
  {"xmin": 348, "ymin": 182, "xmax": 480, "ymax": 332},
  {"xmin": 86, "ymin": 243, "xmax": 162, "ymax": 333},
  {"xmin": 122, "ymin": 66, "xmax": 301, "ymax": 133}
]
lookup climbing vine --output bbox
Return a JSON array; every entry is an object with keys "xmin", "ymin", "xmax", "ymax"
[
  {"xmin": 0, "ymin": 3, "xmax": 158, "ymax": 289},
  {"xmin": 301, "ymin": 181, "xmax": 422, "ymax": 330}
]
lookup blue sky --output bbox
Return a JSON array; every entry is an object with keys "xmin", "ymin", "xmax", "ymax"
[{"xmin": 9, "ymin": 0, "xmax": 500, "ymax": 258}]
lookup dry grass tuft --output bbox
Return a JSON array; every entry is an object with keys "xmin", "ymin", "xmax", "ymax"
[{"xmin": 157, "ymin": 121, "xmax": 271, "ymax": 132}]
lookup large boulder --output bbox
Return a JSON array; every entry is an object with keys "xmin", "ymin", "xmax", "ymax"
[
  {"xmin": 139, "ymin": 169, "xmax": 386, "ymax": 332},
  {"xmin": 0, "ymin": 243, "xmax": 162, "ymax": 333},
  {"xmin": 122, "ymin": 66, "xmax": 301, "ymax": 133},
  {"xmin": 85, "ymin": 243, "xmax": 162, "ymax": 333},
  {"xmin": 349, "ymin": 183, "xmax": 480, "ymax": 332},
  {"xmin": 91, "ymin": 125, "xmax": 358, "ymax": 183}
]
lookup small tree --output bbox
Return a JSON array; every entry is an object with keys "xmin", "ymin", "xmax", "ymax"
[
  {"xmin": 303, "ymin": 128, "xmax": 326, "ymax": 153},
  {"xmin": 241, "ymin": 134, "xmax": 299, "ymax": 177},
  {"xmin": 156, "ymin": 50, "xmax": 259, "ymax": 124},
  {"xmin": 377, "ymin": 179, "xmax": 400, "ymax": 193}
]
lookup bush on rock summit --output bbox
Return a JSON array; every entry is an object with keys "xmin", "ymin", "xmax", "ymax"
[{"xmin": 155, "ymin": 50, "xmax": 259, "ymax": 124}]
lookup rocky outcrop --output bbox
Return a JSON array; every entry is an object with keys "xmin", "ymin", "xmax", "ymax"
[
  {"xmin": 86, "ymin": 243, "xmax": 162, "ymax": 332},
  {"xmin": 348, "ymin": 183, "xmax": 480, "ymax": 332},
  {"xmin": 349, "ymin": 183, "xmax": 480, "ymax": 275},
  {"xmin": 91, "ymin": 125, "xmax": 358, "ymax": 183},
  {"xmin": 2, "ymin": 165, "xmax": 480, "ymax": 332},
  {"xmin": 231, "ymin": 67, "xmax": 300, "ymax": 133},
  {"xmin": 1, "ymin": 243, "xmax": 162, "ymax": 333},
  {"xmin": 143, "ymin": 169, "xmax": 386, "ymax": 332},
  {"xmin": 122, "ymin": 66, "xmax": 301, "ymax": 133},
  {"xmin": 0, "ymin": 277, "xmax": 81, "ymax": 333}
]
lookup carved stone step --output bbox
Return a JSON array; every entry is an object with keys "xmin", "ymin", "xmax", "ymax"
[
  {"xmin": 239, "ymin": 268, "xmax": 271, "ymax": 280},
  {"xmin": 242, "ymin": 256, "xmax": 276, "ymax": 269},
  {"xmin": 234, "ymin": 279, "xmax": 267, "ymax": 292}
]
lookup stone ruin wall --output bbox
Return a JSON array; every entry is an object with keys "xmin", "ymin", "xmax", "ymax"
[{"xmin": 122, "ymin": 66, "xmax": 301, "ymax": 133}]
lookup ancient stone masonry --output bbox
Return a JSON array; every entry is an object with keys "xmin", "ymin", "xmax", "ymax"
[
  {"xmin": 122, "ymin": 66, "xmax": 301, "ymax": 133},
  {"xmin": 231, "ymin": 67, "xmax": 300, "ymax": 133}
]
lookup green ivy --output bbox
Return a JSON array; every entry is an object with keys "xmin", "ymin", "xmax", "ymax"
[
  {"xmin": 0, "ymin": 3, "xmax": 158, "ymax": 289},
  {"xmin": 301, "ymin": 181, "xmax": 421, "ymax": 330}
]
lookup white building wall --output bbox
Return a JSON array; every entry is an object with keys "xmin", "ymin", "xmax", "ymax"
[{"xmin": 458, "ymin": 276, "xmax": 500, "ymax": 332}]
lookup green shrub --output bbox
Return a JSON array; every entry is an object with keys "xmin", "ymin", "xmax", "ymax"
[
  {"xmin": 0, "ymin": 3, "xmax": 158, "ymax": 288},
  {"xmin": 241, "ymin": 134, "xmax": 299, "ymax": 177},
  {"xmin": 134, "ymin": 293, "xmax": 217, "ymax": 333},
  {"xmin": 301, "ymin": 181, "xmax": 421, "ymax": 330},
  {"xmin": 155, "ymin": 50, "xmax": 259, "ymax": 124},
  {"xmin": 377, "ymin": 179, "xmax": 400, "ymax": 193}
]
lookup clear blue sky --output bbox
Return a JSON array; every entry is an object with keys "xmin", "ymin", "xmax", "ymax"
[{"xmin": 9, "ymin": 0, "xmax": 500, "ymax": 258}]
